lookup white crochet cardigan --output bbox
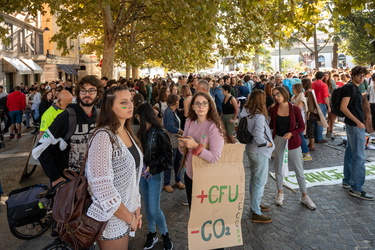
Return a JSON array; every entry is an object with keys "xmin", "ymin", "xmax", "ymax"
[{"xmin": 85, "ymin": 128, "xmax": 142, "ymax": 239}]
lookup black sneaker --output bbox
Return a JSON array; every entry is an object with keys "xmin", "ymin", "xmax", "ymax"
[
  {"xmin": 349, "ymin": 189, "xmax": 374, "ymax": 201},
  {"xmin": 144, "ymin": 232, "xmax": 158, "ymax": 250},
  {"xmin": 162, "ymin": 232, "xmax": 173, "ymax": 250},
  {"xmin": 342, "ymin": 183, "xmax": 350, "ymax": 189}
]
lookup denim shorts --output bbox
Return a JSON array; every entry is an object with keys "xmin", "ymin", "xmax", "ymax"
[{"xmin": 9, "ymin": 110, "xmax": 23, "ymax": 124}]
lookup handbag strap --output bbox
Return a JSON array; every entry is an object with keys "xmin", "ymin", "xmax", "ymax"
[{"xmin": 177, "ymin": 120, "xmax": 193, "ymax": 175}]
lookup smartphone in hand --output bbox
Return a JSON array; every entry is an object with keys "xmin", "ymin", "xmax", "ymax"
[{"xmin": 173, "ymin": 134, "xmax": 184, "ymax": 138}]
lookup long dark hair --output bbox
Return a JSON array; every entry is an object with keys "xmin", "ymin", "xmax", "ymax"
[
  {"xmin": 323, "ymin": 72, "xmax": 334, "ymax": 93},
  {"xmin": 244, "ymin": 90, "xmax": 268, "ymax": 118},
  {"xmin": 95, "ymin": 85, "xmax": 141, "ymax": 149},
  {"xmin": 157, "ymin": 86, "xmax": 169, "ymax": 102},
  {"xmin": 188, "ymin": 92, "xmax": 225, "ymax": 137},
  {"xmin": 134, "ymin": 102, "xmax": 163, "ymax": 148}
]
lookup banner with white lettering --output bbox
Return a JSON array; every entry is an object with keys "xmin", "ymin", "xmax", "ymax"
[
  {"xmin": 283, "ymin": 162, "xmax": 375, "ymax": 189},
  {"xmin": 188, "ymin": 144, "xmax": 245, "ymax": 250}
]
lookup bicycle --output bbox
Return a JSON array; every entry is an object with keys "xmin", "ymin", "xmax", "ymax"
[
  {"xmin": 20, "ymin": 131, "xmax": 39, "ymax": 180},
  {"xmin": 6, "ymin": 184, "xmax": 55, "ymax": 240},
  {"xmin": 6, "ymin": 182, "xmax": 97, "ymax": 250}
]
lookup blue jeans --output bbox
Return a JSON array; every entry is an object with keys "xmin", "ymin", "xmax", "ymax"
[
  {"xmin": 24, "ymin": 108, "xmax": 32, "ymax": 127},
  {"xmin": 164, "ymin": 148, "xmax": 182, "ymax": 185},
  {"xmin": 314, "ymin": 103, "xmax": 327, "ymax": 141},
  {"xmin": 343, "ymin": 125, "xmax": 366, "ymax": 192},
  {"xmin": 300, "ymin": 133, "xmax": 308, "ymax": 154},
  {"xmin": 245, "ymin": 151, "xmax": 269, "ymax": 215},
  {"xmin": 140, "ymin": 173, "xmax": 168, "ymax": 234}
]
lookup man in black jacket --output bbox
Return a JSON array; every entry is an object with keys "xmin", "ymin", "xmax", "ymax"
[{"xmin": 38, "ymin": 75, "xmax": 104, "ymax": 187}]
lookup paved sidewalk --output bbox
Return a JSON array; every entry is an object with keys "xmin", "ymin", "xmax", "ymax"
[{"xmin": 1, "ymin": 124, "xmax": 374, "ymax": 249}]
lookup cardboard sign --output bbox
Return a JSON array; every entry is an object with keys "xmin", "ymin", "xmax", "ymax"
[
  {"xmin": 188, "ymin": 144, "xmax": 245, "ymax": 250},
  {"xmin": 282, "ymin": 162, "xmax": 375, "ymax": 189}
]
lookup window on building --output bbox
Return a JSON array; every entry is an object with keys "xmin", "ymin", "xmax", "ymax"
[
  {"xmin": 3, "ymin": 23, "xmax": 14, "ymax": 51},
  {"xmin": 338, "ymin": 54, "xmax": 346, "ymax": 68},
  {"xmin": 318, "ymin": 55, "xmax": 325, "ymax": 68},
  {"xmin": 38, "ymin": 33, "xmax": 44, "ymax": 55}
]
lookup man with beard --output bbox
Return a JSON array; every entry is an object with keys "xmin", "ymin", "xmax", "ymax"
[{"xmin": 37, "ymin": 75, "xmax": 104, "ymax": 187}]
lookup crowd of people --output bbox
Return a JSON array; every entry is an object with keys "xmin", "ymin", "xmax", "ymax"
[{"xmin": 1, "ymin": 65, "xmax": 375, "ymax": 249}]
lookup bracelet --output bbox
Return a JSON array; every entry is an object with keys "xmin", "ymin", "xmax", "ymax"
[
  {"xmin": 127, "ymin": 214, "xmax": 135, "ymax": 226},
  {"xmin": 192, "ymin": 143, "xmax": 204, "ymax": 156}
]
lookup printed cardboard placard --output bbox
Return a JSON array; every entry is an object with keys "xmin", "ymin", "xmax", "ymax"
[{"xmin": 188, "ymin": 144, "xmax": 245, "ymax": 250}]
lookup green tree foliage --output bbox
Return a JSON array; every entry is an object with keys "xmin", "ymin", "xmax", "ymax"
[
  {"xmin": 45, "ymin": 0, "xmax": 219, "ymax": 78},
  {"xmin": 339, "ymin": 9, "xmax": 375, "ymax": 66},
  {"xmin": 1, "ymin": 0, "xmax": 374, "ymax": 76}
]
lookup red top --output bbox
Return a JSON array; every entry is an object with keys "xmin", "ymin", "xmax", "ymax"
[
  {"xmin": 312, "ymin": 79, "xmax": 329, "ymax": 104},
  {"xmin": 269, "ymin": 102, "xmax": 305, "ymax": 150},
  {"xmin": 335, "ymin": 81, "xmax": 344, "ymax": 87},
  {"xmin": 6, "ymin": 91, "xmax": 26, "ymax": 112}
]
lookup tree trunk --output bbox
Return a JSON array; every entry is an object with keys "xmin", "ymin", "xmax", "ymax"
[
  {"xmin": 313, "ymin": 26, "xmax": 319, "ymax": 71},
  {"xmin": 332, "ymin": 42, "xmax": 338, "ymax": 69},
  {"xmin": 254, "ymin": 53, "xmax": 260, "ymax": 72},
  {"xmin": 101, "ymin": 5, "xmax": 119, "ymax": 79},
  {"xmin": 101, "ymin": 37, "xmax": 116, "ymax": 79},
  {"xmin": 132, "ymin": 67, "xmax": 139, "ymax": 79},
  {"xmin": 126, "ymin": 64, "xmax": 131, "ymax": 79}
]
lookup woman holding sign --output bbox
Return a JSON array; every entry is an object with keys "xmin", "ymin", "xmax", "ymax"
[
  {"xmin": 240, "ymin": 90, "xmax": 275, "ymax": 223},
  {"xmin": 178, "ymin": 92, "xmax": 225, "ymax": 208},
  {"xmin": 269, "ymin": 86, "xmax": 316, "ymax": 210}
]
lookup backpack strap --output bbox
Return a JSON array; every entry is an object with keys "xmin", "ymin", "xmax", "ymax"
[
  {"xmin": 64, "ymin": 107, "xmax": 77, "ymax": 141},
  {"xmin": 81, "ymin": 129, "xmax": 115, "ymax": 176}
]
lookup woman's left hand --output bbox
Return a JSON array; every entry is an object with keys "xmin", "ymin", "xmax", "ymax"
[
  {"xmin": 135, "ymin": 208, "xmax": 142, "ymax": 229},
  {"xmin": 143, "ymin": 167, "xmax": 150, "ymax": 174},
  {"xmin": 283, "ymin": 132, "xmax": 292, "ymax": 140},
  {"xmin": 179, "ymin": 136, "xmax": 199, "ymax": 149}
]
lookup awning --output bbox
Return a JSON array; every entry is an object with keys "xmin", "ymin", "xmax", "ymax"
[
  {"xmin": 2, "ymin": 57, "xmax": 32, "ymax": 74},
  {"xmin": 57, "ymin": 64, "xmax": 77, "ymax": 75},
  {"xmin": 20, "ymin": 59, "xmax": 43, "ymax": 74},
  {"xmin": 66, "ymin": 65, "xmax": 77, "ymax": 75}
]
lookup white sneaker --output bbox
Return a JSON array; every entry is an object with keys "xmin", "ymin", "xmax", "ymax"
[
  {"xmin": 301, "ymin": 195, "xmax": 316, "ymax": 210},
  {"xmin": 275, "ymin": 192, "xmax": 284, "ymax": 206}
]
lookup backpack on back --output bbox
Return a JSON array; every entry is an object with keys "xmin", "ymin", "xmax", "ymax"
[
  {"xmin": 331, "ymin": 84, "xmax": 355, "ymax": 117},
  {"xmin": 52, "ymin": 130, "xmax": 114, "ymax": 249},
  {"xmin": 236, "ymin": 115, "xmax": 253, "ymax": 144}
]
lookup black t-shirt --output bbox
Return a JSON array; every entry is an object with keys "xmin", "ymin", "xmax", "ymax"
[
  {"xmin": 222, "ymin": 96, "xmax": 235, "ymax": 114},
  {"xmin": 341, "ymin": 82, "xmax": 363, "ymax": 126},
  {"xmin": 276, "ymin": 115, "xmax": 290, "ymax": 137},
  {"xmin": 128, "ymin": 143, "xmax": 140, "ymax": 169}
]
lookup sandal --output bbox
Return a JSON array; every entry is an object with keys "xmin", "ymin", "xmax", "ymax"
[{"xmin": 309, "ymin": 146, "xmax": 315, "ymax": 151}]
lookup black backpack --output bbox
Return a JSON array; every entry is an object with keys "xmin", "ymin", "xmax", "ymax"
[
  {"xmin": 331, "ymin": 84, "xmax": 355, "ymax": 117},
  {"xmin": 236, "ymin": 115, "xmax": 253, "ymax": 144}
]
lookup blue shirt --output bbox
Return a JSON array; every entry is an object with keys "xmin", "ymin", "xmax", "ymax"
[
  {"xmin": 163, "ymin": 107, "xmax": 180, "ymax": 133},
  {"xmin": 210, "ymin": 87, "xmax": 224, "ymax": 113},
  {"xmin": 238, "ymin": 85, "xmax": 249, "ymax": 98}
]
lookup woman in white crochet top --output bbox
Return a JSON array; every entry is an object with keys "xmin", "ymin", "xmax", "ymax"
[{"xmin": 86, "ymin": 86, "xmax": 143, "ymax": 249}]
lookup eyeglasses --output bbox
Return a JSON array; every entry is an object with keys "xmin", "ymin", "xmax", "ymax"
[
  {"xmin": 355, "ymin": 74, "xmax": 366, "ymax": 78},
  {"xmin": 193, "ymin": 101, "xmax": 209, "ymax": 108},
  {"xmin": 273, "ymin": 92, "xmax": 282, "ymax": 98},
  {"xmin": 80, "ymin": 89, "xmax": 97, "ymax": 95}
]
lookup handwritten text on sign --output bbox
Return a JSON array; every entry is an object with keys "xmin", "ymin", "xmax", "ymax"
[
  {"xmin": 188, "ymin": 144, "xmax": 245, "ymax": 250},
  {"xmin": 283, "ymin": 163, "xmax": 375, "ymax": 189}
]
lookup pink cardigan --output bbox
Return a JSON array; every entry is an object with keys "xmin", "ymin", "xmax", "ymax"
[{"xmin": 182, "ymin": 118, "xmax": 225, "ymax": 179}]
